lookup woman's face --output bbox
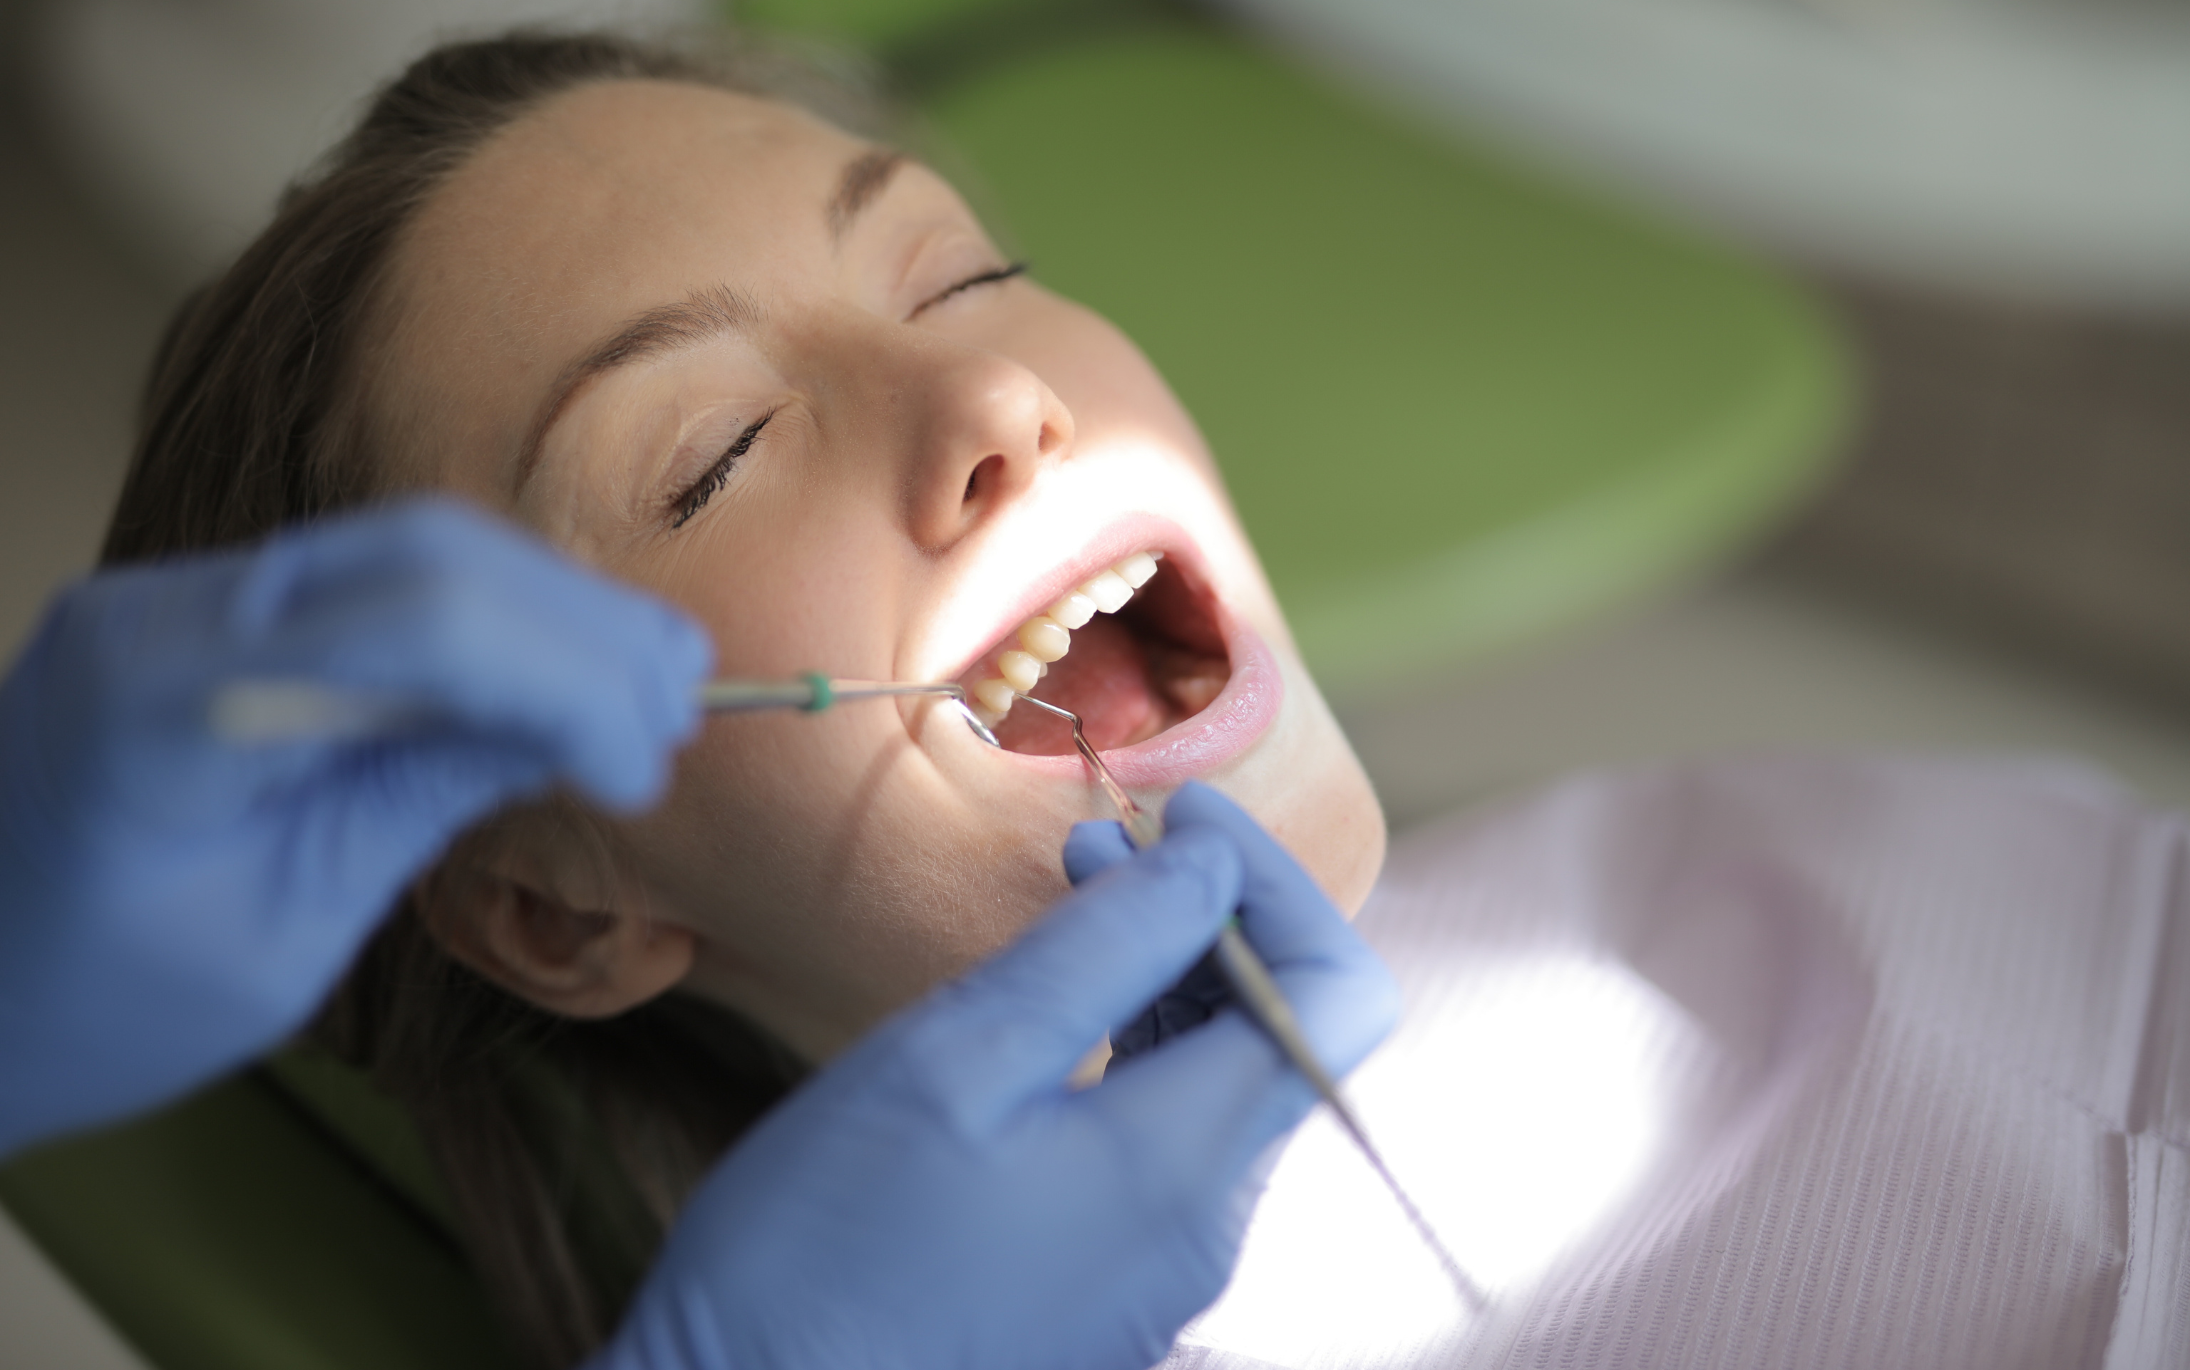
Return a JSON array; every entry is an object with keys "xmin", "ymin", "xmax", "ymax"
[{"xmin": 378, "ymin": 79, "xmax": 1384, "ymax": 1060}]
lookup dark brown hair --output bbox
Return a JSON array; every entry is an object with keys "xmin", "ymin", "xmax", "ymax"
[{"xmin": 100, "ymin": 30, "xmax": 874, "ymax": 1368}]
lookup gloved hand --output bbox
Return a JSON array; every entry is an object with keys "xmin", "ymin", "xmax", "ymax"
[
  {"xmin": 597, "ymin": 782, "xmax": 1398, "ymax": 1370},
  {"xmin": 1064, "ymin": 809, "xmax": 1235, "ymax": 1061},
  {"xmin": 0, "ymin": 499, "xmax": 710, "ymax": 1157}
]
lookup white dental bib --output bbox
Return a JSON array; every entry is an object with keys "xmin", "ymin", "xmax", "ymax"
[{"xmin": 1166, "ymin": 755, "xmax": 2190, "ymax": 1369}]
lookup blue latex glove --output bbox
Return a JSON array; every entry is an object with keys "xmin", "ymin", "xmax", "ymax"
[
  {"xmin": 597, "ymin": 782, "xmax": 1398, "ymax": 1370},
  {"xmin": 0, "ymin": 499, "xmax": 710, "ymax": 1157},
  {"xmin": 1064, "ymin": 815, "xmax": 1233, "ymax": 1061}
]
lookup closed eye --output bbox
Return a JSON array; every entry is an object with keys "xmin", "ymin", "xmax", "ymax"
[
  {"xmin": 909, "ymin": 261, "xmax": 1028, "ymax": 320},
  {"xmin": 670, "ymin": 410, "xmax": 775, "ymax": 529}
]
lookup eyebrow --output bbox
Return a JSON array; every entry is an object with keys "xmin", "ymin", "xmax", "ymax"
[
  {"xmin": 510, "ymin": 283, "xmax": 759, "ymax": 499},
  {"xmin": 508, "ymin": 149, "xmax": 906, "ymax": 498},
  {"xmin": 829, "ymin": 148, "xmax": 905, "ymax": 240}
]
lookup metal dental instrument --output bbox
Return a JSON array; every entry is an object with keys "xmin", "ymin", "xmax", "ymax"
[
  {"xmin": 696, "ymin": 675, "xmax": 1000, "ymax": 747},
  {"xmin": 211, "ymin": 674, "xmax": 1001, "ymax": 746},
  {"xmin": 1010, "ymin": 693, "xmax": 1483, "ymax": 1311}
]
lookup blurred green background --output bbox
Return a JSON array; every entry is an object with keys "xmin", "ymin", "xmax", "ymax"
[{"xmin": 753, "ymin": 0, "xmax": 1848, "ymax": 690}]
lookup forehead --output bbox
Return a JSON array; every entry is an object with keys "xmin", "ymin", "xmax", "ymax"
[
  {"xmin": 377, "ymin": 80, "xmax": 874, "ymax": 490},
  {"xmin": 399, "ymin": 79, "xmax": 863, "ymax": 308}
]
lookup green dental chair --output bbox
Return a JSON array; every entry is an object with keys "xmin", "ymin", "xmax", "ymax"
[
  {"xmin": 761, "ymin": 0, "xmax": 1848, "ymax": 693},
  {"xmin": 0, "ymin": 5, "xmax": 1846, "ymax": 1368}
]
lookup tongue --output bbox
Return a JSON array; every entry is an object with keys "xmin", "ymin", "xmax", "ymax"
[{"xmin": 993, "ymin": 615, "xmax": 1160, "ymax": 755}]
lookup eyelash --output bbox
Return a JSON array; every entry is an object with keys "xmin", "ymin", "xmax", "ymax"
[
  {"xmin": 910, "ymin": 260, "xmax": 1029, "ymax": 318},
  {"xmin": 670, "ymin": 410, "xmax": 775, "ymax": 529},
  {"xmin": 664, "ymin": 265, "xmax": 1023, "ymax": 530}
]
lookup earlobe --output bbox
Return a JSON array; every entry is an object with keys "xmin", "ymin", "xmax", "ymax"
[{"xmin": 431, "ymin": 873, "xmax": 696, "ymax": 1020}]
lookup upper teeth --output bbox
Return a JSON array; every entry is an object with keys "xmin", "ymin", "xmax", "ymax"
[{"xmin": 974, "ymin": 551, "xmax": 1160, "ymax": 722}]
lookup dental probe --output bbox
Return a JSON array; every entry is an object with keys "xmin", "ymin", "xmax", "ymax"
[
  {"xmin": 695, "ymin": 675, "xmax": 1001, "ymax": 746},
  {"xmin": 210, "ymin": 675, "xmax": 1000, "ymax": 746},
  {"xmin": 1011, "ymin": 693, "xmax": 1483, "ymax": 1311}
]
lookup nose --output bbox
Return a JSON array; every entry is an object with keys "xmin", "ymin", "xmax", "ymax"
[{"xmin": 897, "ymin": 345, "xmax": 1073, "ymax": 553}]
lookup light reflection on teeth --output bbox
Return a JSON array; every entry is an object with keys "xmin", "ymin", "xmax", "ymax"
[
  {"xmin": 997, "ymin": 649, "xmax": 1042, "ymax": 693},
  {"xmin": 1082, "ymin": 570, "xmax": 1132, "ymax": 614},
  {"xmin": 971, "ymin": 551, "xmax": 1170, "ymax": 723},
  {"xmin": 1019, "ymin": 617, "xmax": 1070, "ymax": 662},
  {"xmin": 1048, "ymin": 590, "xmax": 1097, "ymax": 630}
]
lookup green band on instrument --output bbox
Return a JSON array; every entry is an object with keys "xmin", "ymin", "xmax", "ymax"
[{"xmin": 802, "ymin": 672, "xmax": 833, "ymax": 712}]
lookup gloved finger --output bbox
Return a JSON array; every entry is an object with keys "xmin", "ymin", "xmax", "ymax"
[
  {"xmin": 1107, "ymin": 949, "xmax": 1230, "ymax": 1062},
  {"xmin": 294, "ymin": 733, "xmax": 561, "ymax": 907},
  {"xmin": 1092, "ymin": 877, "xmax": 1400, "ymax": 1179},
  {"xmin": 1062, "ymin": 820, "xmax": 1134, "ymax": 885},
  {"xmin": 188, "ymin": 740, "xmax": 561, "ymax": 1044},
  {"xmin": 1075, "ymin": 813, "xmax": 1211, "ymax": 1058},
  {"xmin": 276, "ymin": 599, "xmax": 695, "ymax": 812},
  {"xmin": 883, "ymin": 828, "xmax": 1244, "ymax": 1129},
  {"xmin": 1161, "ymin": 783, "xmax": 1344, "ymax": 957},
  {"xmin": 1163, "ymin": 782, "xmax": 1380, "ymax": 969},
  {"xmin": 266, "ymin": 501, "xmax": 709, "ymax": 761},
  {"xmin": 1162, "ymin": 782, "xmax": 1398, "ymax": 1078},
  {"xmin": 1086, "ymin": 1002, "xmax": 1356, "ymax": 1201},
  {"xmin": 229, "ymin": 501, "xmax": 710, "ymax": 810}
]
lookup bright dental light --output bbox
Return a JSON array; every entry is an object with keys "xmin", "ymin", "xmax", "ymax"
[{"xmin": 1179, "ymin": 953, "xmax": 1698, "ymax": 1366}]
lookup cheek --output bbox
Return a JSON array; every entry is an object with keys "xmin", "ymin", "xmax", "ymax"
[
  {"xmin": 1213, "ymin": 654, "xmax": 1389, "ymax": 916},
  {"xmin": 649, "ymin": 487, "xmax": 905, "ymax": 677},
  {"xmin": 621, "ymin": 718, "xmax": 1073, "ymax": 1027}
]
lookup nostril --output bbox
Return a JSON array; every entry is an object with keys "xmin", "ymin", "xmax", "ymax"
[{"xmin": 965, "ymin": 453, "xmax": 1005, "ymax": 504}]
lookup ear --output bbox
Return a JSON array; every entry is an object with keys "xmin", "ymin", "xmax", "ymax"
[{"xmin": 426, "ymin": 869, "xmax": 696, "ymax": 1020}]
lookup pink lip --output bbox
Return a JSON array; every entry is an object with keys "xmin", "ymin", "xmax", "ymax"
[{"xmin": 988, "ymin": 589, "xmax": 1283, "ymax": 790}]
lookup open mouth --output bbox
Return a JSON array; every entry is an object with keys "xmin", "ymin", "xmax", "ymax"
[{"xmin": 955, "ymin": 550, "xmax": 1233, "ymax": 757}]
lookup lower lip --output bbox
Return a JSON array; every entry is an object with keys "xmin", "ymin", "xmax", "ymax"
[{"xmin": 990, "ymin": 602, "xmax": 1283, "ymax": 789}]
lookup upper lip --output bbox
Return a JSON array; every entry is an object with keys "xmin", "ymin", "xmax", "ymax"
[{"xmin": 924, "ymin": 512, "xmax": 1208, "ymax": 683}]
